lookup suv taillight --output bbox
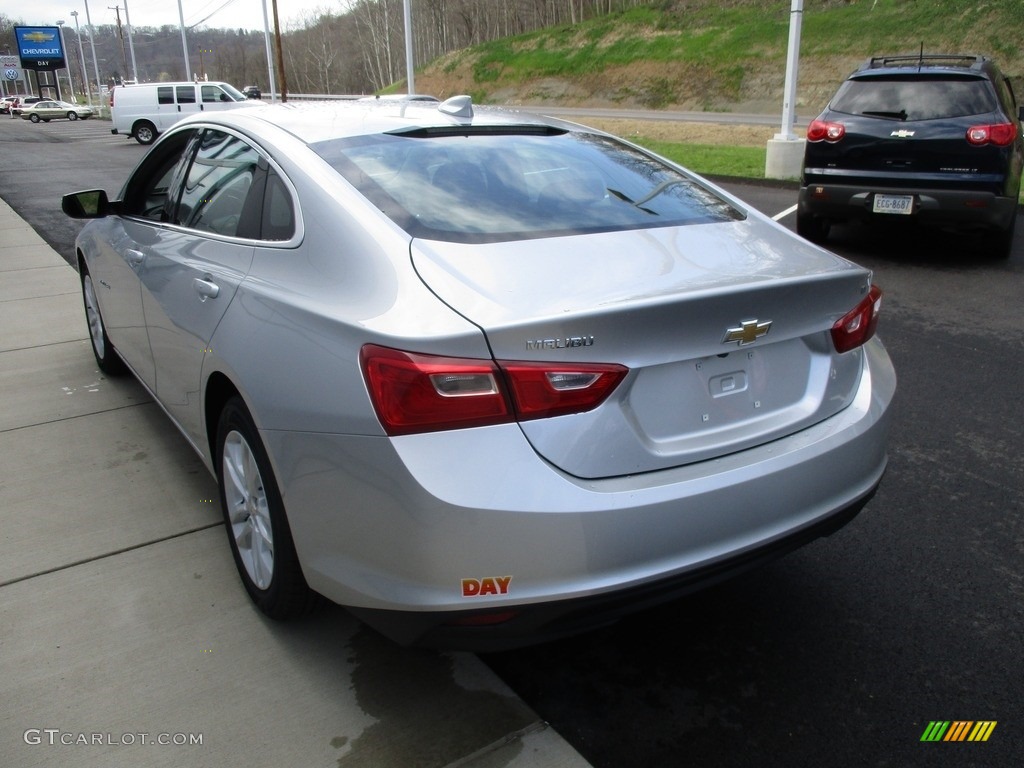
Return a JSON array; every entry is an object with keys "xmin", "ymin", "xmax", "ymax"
[
  {"xmin": 966, "ymin": 122, "xmax": 1018, "ymax": 147},
  {"xmin": 807, "ymin": 119, "xmax": 846, "ymax": 143},
  {"xmin": 361, "ymin": 345, "xmax": 627, "ymax": 436},
  {"xmin": 831, "ymin": 285, "xmax": 882, "ymax": 354}
]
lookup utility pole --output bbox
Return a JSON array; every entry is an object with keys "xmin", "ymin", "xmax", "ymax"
[
  {"xmin": 271, "ymin": 0, "xmax": 287, "ymax": 102},
  {"xmin": 176, "ymin": 0, "xmax": 192, "ymax": 82},
  {"xmin": 108, "ymin": 6, "xmax": 129, "ymax": 83}
]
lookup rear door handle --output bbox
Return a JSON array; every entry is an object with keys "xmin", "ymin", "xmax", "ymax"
[
  {"xmin": 125, "ymin": 249, "xmax": 145, "ymax": 267},
  {"xmin": 193, "ymin": 277, "xmax": 220, "ymax": 300}
]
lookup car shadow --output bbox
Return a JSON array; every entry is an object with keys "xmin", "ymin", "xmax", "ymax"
[{"xmin": 821, "ymin": 216, "xmax": 1021, "ymax": 270}]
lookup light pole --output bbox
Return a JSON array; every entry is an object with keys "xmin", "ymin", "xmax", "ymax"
[
  {"xmin": 403, "ymin": 0, "xmax": 415, "ymax": 94},
  {"xmin": 176, "ymin": 0, "xmax": 192, "ymax": 82},
  {"xmin": 84, "ymin": 0, "xmax": 104, "ymax": 111},
  {"xmin": 70, "ymin": 11, "xmax": 92, "ymax": 106},
  {"xmin": 56, "ymin": 20, "xmax": 70, "ymax": 101},
  {"xmin": 123, "ymin": 0, "xmax": 138, "ymax": 82}
]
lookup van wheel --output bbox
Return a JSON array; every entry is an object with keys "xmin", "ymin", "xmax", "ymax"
[{"xmin": 133, "ymin": 121, "xmax": 157, "ymax": 145}]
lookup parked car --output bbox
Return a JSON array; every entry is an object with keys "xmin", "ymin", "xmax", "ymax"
[
  {"xmin": 242, "ymin": 85, "xmax": 262, "ymax": 99},
  {"xmin": 19, "ymin": 100, "xmax": 95, "ymax": 122},
  {"xmin": 798, "ymin": 53, "xmax": 1024, "ymax": 258},
  {"xmin": 9, "ymin": 96, "xmax": 42, "ymax": 116},
  {"xmin": 62, "ymin": 97, "xmax": 895, "ymax": 649},
  {"xmin": 0, "ymin": 96, "xmax": 19, "ymax": 114}
]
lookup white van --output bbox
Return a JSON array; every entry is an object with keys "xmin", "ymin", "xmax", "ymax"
[{"xmin": 110, "ymin": 81, "xmax": 265, "ymax": 145}]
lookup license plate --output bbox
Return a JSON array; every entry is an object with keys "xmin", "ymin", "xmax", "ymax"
[{"xmin": 872, "ymin": 194, "xmax": 914, "ymax": 215}]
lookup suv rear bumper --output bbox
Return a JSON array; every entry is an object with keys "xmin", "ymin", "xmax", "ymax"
[{"xmin": 799, "ymin": 181, "xmax": 1019, "ymax": 231}]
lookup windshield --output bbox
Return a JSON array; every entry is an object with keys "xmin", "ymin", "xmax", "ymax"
[
  {"xmin": 312, "ymin": 130, "xmax": 743, "ymax": 243},
  {"xmin": 830, "ymin": 75, "xmax": 998, "ymax": 120},
  {"xmin": 220, "ymin": 83, "xmax": 248, "ymax": 102}
]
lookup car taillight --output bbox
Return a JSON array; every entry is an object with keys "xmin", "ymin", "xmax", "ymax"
[
  {"xmin": 831, "ymin": 285, "xmax": 882, "ymax": 354},
  {"xmin": 966, "ymin": 122, "xmax": 1018, "ymax": 147},
  {"xmin": 806, "ymin": 119, "xmax": 846, "ymax": 143},
  {"xmin": 360, "ymin": 344, "xmax": 627, "ymax": 435}
]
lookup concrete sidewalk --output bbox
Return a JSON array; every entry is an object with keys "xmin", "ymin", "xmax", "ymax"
[{"xmin": 0, "ymin": 197, "xmax": 592, "ymax": 768}]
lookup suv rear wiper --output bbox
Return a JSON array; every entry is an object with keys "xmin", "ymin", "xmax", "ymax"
[{"xmin": 860, "ymin": 109, "xmax": 908, "ymax": 121}]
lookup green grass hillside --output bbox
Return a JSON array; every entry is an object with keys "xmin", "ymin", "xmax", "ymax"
[{"xmin": 416, "ymin": 0, "xmax": 1024, "ymax": 114}]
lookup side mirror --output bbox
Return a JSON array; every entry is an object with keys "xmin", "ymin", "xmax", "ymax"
[{"xmin": 62, "ymin": 189, "xmax": 117, "ymax": 219}]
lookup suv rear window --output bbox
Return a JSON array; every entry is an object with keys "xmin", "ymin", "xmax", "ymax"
[
  {"xmin": 313, "ymin": 131, "xmax": 742, "ymax": 243},
  {"xmin": 830, "ymin": 75, "xmax": 998, "ymax": 121}
]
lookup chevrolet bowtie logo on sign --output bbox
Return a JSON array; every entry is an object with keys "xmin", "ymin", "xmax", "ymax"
[
  {"xmin": 920, "ymin": 721, "xmax": 997, "ymax": 742},
  {"xmin": 723, "ymin": 319, "xmax": 772, "ymax": 346},
  {"xmin": 23, "ymin": 32, "xmax": 56, "ymax": 43}
]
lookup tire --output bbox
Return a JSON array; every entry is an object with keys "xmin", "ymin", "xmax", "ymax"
[
  {"xmin": 29, "ymin": 113, "xmax": 40, "ymax": 123},
  {"xmin": 68, "ymin": 111, "xmax": 78, "ymax": 121},
  {"xmin": 986, "ymin": 211, "xmax": 1017, "ymax": 260},
  {"xmin": 796, "ymin": 210, "xmax": 831, "ymax": 244},
  {"xmin": 80, "ymin": 263, "xmax": 126, "ymax": 375},
  {"xmin": 133, "ymin": 121, "xmax": 157, "ymax": 145},
  {"xmin": 216, "ymin": 397, "xmax": 319, "ymax": 620}
]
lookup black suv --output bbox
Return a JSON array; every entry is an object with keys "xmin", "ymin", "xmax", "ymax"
[{"xmin": 798, "ymin": 54, "xmax": 1024, "ymax": 257}]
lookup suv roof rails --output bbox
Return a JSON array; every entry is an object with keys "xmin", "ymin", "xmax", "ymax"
[{"xmin": 862, "ymin": 53, "xmax": 987, "ymax": 72}]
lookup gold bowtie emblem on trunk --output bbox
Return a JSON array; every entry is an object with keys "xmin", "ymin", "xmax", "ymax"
[{"xmin": 724, "ymin": 320, "xmax": 772, "ymax": 345}]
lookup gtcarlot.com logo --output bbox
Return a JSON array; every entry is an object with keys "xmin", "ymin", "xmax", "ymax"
[
  {"xmin": 23, "ymin": 729, "xmax": 203, "ymax": 746},
  {"xmin": 920, "ymin": 721, "xmax": 997, "ymax": 742}
]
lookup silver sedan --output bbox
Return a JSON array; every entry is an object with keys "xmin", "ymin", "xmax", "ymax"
[
  {"xmin": 20, "ymin": 99, "xmax": 95, "ymax": 122},
  {"xmin": 63, "ymin": 98, "xmax": 895, "ymax": 649}
]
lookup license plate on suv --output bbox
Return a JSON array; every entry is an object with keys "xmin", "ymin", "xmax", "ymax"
[{"xmin": 872, "ymin": 194, "xmax": 914, "ymax": 215}]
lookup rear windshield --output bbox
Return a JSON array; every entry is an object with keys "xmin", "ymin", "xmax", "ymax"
[
  {"xmin": 830, "ymin": 75, "xmax": 998, "ymax": 121},
  {"xmin": 311, "ymin": 130, "xmax": 742, "ymax": 243}
]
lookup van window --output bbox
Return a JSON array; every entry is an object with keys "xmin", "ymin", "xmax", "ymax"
[
  {"xmin": 202, "ymin": 85, "xmax": 228, "ymax": 104},
  {"xmin": 158, "ymin": 86, "xmax": 174, "ymax": 105},
  {"xmin": 175, "ymin": 85, "xmax": 196, "ymax": 105}
]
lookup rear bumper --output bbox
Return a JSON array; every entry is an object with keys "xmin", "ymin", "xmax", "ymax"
[
  {"xmin": 354, "ymin": 483, "xmax": 879, "ymax": 651},
  {"xmin": 264, "ymin": 339, "xmax": 896, "ymax": 649},
  {"xmin": 799, "ymin": 180, "xmax": 1019, "ymax": 231}
]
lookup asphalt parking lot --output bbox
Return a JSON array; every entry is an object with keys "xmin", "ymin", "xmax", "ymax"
[{"xmin": 2, "ymin": 116, "xmax": 1022, "ymax": 768}]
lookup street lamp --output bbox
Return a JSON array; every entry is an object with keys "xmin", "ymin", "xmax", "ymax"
[
  {"xmin": 177, "ymin": 0, "xmax": 192, "ymax": 82},
  {"xmin": 56, "ymin": 20, "xmax": 70, "ymax": 101},
  {"xmin": 83, "ymin": 0, "xmax": 104, "ymax": 113},
  {"xmin": 70, "ymin": 11, "xmax": 92, "ymax": 106},
  {"xmin": 123, "ymin": 0, "xmax": 138, "ymax": 83}
]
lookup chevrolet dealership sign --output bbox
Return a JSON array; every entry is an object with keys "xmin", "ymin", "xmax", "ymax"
[{"xmin": 14, "ymin": 27, "xmax": 67, "ymax": 71}]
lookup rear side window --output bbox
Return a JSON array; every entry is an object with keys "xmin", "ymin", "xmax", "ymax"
[
  {"xmin": 157, "ymin": 86, "xmax": 174, "ymax": 105},
  {"xmin": 830, "ymin": 75, "xmax": 998, "ymax": 120},
  {"xmin": 175, "ymin": 85, "xmax": 196, "ymax": 104},
  {"xmin": 313, "ymin": 130, "xmax": 742, "ymax": 243},
  {"xmin": 176, "ymin": 130, "xmax": 261, "ymax": 237}
]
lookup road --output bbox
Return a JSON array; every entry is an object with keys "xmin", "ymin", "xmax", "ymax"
[{"xmin": 2, "ymin": 116, "xmax": 1021, "ymax": 768}]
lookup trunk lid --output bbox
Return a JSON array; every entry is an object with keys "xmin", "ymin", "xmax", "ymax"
[{"xmin": 412, "ymin": 217, "xmax": 874, "ymax": 479}]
